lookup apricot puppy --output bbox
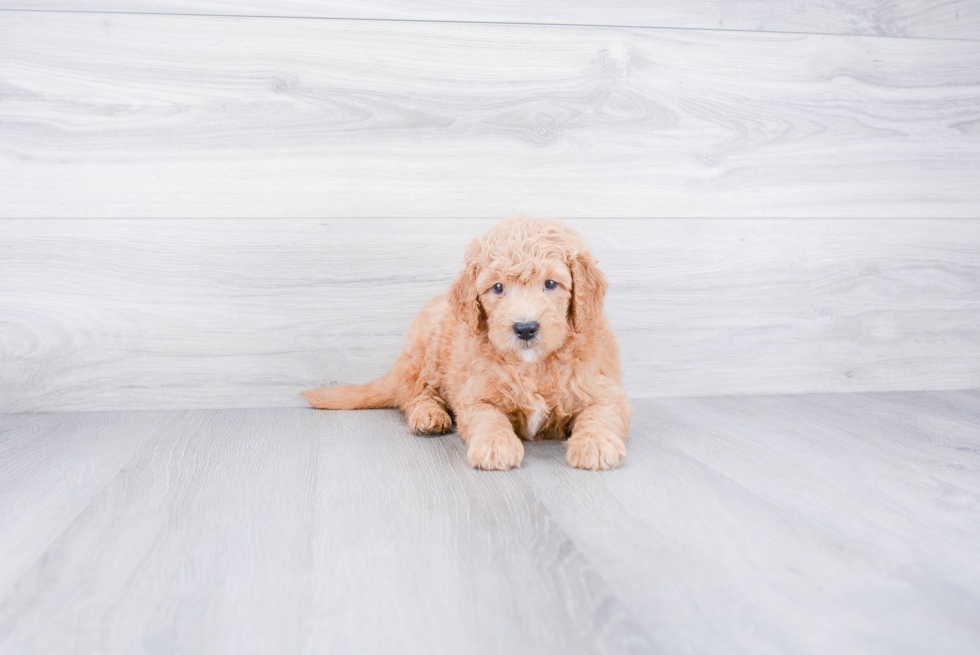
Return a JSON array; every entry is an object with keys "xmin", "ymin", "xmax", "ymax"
[{"xmin": 303, "ymin": 216, "xmax": 631, "ymax": 470}]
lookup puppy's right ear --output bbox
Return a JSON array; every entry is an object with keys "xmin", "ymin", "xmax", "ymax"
[{"xmin": 448, "ymin": 242, "xmax": 483, "ymax": 335}]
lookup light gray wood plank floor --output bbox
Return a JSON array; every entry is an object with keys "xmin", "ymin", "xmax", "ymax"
[
  {"xmin": 2, "ymin": 391, "xmax": 978, "ymax": 654},
  {"xmin": 3, "ymin": 11, "xmax": 979, "ymax": 218}
]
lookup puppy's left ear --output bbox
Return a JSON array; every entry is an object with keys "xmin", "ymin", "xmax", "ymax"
[{"xmin": 569, "ymin": 249, "xmax": 608, "ymax": 333}]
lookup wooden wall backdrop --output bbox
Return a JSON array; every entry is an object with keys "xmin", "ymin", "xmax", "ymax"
[
  {"xmin": 4, "ymin": 1, "xmax": 980, "ymax": 40},
  {"xmin": 1, "ymin": 5, "xmax": 979, "ymax": 412},
  {"xmin": 1, "ymin": 11, "xmax": 980, "ymax": 218},
  {"xmin": 2, "ymin": 218, "xmax": 978, "ymax": 413}
]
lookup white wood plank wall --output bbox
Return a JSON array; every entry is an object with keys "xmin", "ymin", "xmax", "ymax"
[
  {"xmin": 4, "ymin": 1, "xmax": 980, "ymax": 40},
  {"xmin": 1, "ymin": 11, "xmax": 979, "ymax": 217},
  {"xmin": 1, "ymin": 5, "xmax": 978, "ymax": 411},
  {"xmin": 2, "ymin": 218, "xmax": 978, "ymax": 412}
]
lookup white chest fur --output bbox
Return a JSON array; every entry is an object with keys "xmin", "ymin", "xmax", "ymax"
[
  {"xmin": 504, "ymin": 364, "xmax": 554, "ymax": 440},
  {"xmin": 522, "ymin": 398, "xmax": 551, "ymax": 440},
  {"xmin": 526, "ymin": 408, "xmax": 545, "ymax": 438}
]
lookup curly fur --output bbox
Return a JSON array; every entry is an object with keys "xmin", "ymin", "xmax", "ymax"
[{"xmin": 302, "ymin": 216, "xmax": 632, "ymax": 470}]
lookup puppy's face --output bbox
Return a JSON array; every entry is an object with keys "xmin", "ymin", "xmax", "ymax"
[
  {"xmin": 476, "ymin": 260, "xmax": 572, "ymax": 363},
  {"xmin": 450, "ymin": 217, "xmax": 608, "ymax": 364}
]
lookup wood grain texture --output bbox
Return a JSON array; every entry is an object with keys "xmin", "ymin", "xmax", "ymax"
[
  {"xmin": 3, "ymin": 1, "xmax": 980, "ymax": 40},
  {"xmin": 0, "ymin": 411, "xmax": 188, "ymax": 601},
  {"xmin": 2, "ymin": 218, "xmax": 978, "ymax": 413},
  {"xmin": 2, "ymin": 12, "xmax": 979, "ymax": 218},
  {"xmin": 1, "ymin": 392, "xmax": 978, "ymax": 653},
  {"xmin": 519, "ymin": 391, "xmax": 980, "ymax": 654},
  {"xmin": 0, "ymin": 407, "xmax": 653, "ymax": 655}
]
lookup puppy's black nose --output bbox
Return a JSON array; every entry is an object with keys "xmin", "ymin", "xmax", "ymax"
[{"xmin": 513, "ymin": 321, "xmax": 539, "ymax": 341}]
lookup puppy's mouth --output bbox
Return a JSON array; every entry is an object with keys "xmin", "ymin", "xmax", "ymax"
[
  {"xmin": 516, "ymin": 339, "xmax": 539, "ymax": 363},
  {"xmin": 515, "ymin": 336, "xmax": 539, "ymax": 350}
]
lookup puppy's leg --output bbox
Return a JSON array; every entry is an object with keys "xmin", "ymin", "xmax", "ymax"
[
  {"xmin": 403, "ymin": 392, "xmax": 453, "ymax": 435},
  {"xmin": 456, "ymin": 403, "xmax": 524, "ymax": 470},
  {"xmin": 566, "ymin": 389, "xmax": 631, "ymax": 471}
]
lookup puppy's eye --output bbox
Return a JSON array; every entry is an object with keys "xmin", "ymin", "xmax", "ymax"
[
  {"xmin": 492, "ymin": 283, "xmax": 504, "ymax": 294},
  {"xmin": 543, "ymin": 279, "xmax": 558, "ymax": 290}
]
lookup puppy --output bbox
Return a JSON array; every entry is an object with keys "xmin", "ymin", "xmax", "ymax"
[{"xmin": 302, "ymin": 216, "xmax": 631, "ymax": 470}]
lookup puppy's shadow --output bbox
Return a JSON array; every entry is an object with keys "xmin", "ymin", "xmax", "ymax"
[{"xmin": 521, "ymin": 438, "xmax": 567, "ymax": 466}]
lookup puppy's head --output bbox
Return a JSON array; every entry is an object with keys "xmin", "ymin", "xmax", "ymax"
[{"xmin": 449, "ymin": 216, "xmax": 607, "ymax": 363}]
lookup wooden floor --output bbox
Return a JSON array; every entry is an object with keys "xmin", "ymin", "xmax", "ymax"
[{"xmin": 2, "ymin": 391, "xmax": 979, "ymax": 654}]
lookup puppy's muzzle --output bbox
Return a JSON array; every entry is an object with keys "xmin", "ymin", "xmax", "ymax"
[{"xmin": 513, "ymin": 321, "xmax": 539, "ymax": 341}]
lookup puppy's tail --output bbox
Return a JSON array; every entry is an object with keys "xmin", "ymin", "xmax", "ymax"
[{"xmin": 301, "ymin": 373, "xmax": 396, "ymax": 410}]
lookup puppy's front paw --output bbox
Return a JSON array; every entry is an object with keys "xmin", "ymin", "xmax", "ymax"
[
  {"xmin": 467, "ymin": 432, "xmax": 524, "ymax": 470},
  {"xmin": 407, "ymin": 403, "xmax": 453, "ymax": 435},
  {"xmin": 566, "ymin": 431, "xmax": 626, "ymax": 470}
]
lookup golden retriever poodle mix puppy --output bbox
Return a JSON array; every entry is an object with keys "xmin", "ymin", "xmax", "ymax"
[{"xmin": 303, "ymin": 216, "xmax": 631, "ymax": 470}]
